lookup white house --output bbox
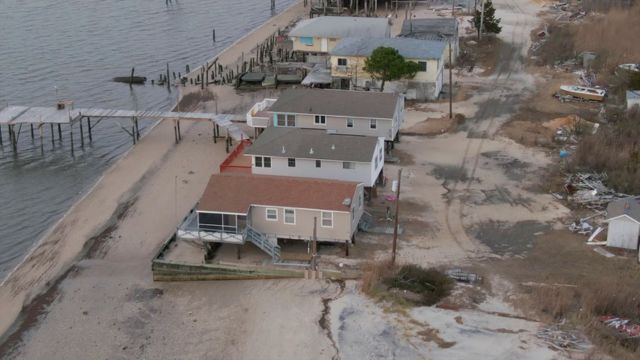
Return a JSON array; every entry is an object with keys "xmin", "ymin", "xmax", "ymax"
[
  {"xmin": 605, "ymin": 196, "xmax": 640, "ymax": 251},
  {"xmin": 289, "ymin": 16, "xmax": 390, "ymax": 54},
  {"xmin": 246, "ymin": 88, "xmax": 405, "ymax": 147},
  {"xmin": 329, "ymin": 37, "xmax": 446, "ymax": 100},
  {"xmin": 244, "ymin": 127, "xmax": 385, "ymax": 187}
]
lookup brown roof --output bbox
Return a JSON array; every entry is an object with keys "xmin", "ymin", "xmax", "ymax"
[{"xmin": 197, "ymin": 173, "xmax": 358, "ymax": 214}]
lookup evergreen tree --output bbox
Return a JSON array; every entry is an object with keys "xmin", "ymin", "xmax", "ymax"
[
  {"xmin": 474, "ymin": 1, "xmax": 502, "ymax": 39},
  {"xmin": 364, "ymin": 47, "xmax": 420, "ymax": 92}
]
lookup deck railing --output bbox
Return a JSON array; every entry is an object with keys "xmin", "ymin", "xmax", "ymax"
[{"xmin": 246, "ymin": 98, "xmax": 277, "ymax": 127}]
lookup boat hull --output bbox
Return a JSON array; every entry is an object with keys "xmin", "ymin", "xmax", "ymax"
[{"xmin": 560, "ymin": 86, "xmax": 606, "ymax": 102}]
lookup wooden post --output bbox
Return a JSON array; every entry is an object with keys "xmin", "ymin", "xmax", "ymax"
[
  {"xmin": 134, "ymin": 117, "xmax": 140, "ymax": 140},
  {"xmin": 312, "ymin": 217, "xmax": 318, "ymax": 271},
  {"xmin": 391, "ymin": 168, "xmax": 402, "ymax": 265},
  {"xmin": 57, "ymin": 124, "xmax": 62, "ymax": 141},
  {"xmin": 39, "ymin": 125, "xmax": 44, "ymax": 152},
  {"xmin": 87, "ymin": 117, "xmax": 92, "ymax": 142},
  {"xmin": 0, "ymin": 125, "xmax": 3, "ymax": 146},
  {"xmin": 173, "ymin": 120, "xmax": 179, "ymax": 144},
  {"xmin": 344, "ymin": 240, "xmax": 349, "ymax": 257},
  {"xmin": 30, "ymin": 124, "xmax": 34, "ymax": 140},
  {"xmin": 449, "ymin": 40, "xmax": 453, "ymax": 119},
  {"xmin": 166, "ymin": 63, "xmax": 171, "ymax": 88},
  {"xmin": 50, "ymin": 123, "xmax": 54, "ymax": 147},
  {"xmin": 79, "ymin": 118, "xmax": 84, "ymax": 147},
  {"xmin": 212, "ymin": 29, "xmax": 216, "ymax": 43},
  {"xmin": 177, "ymin": 120, "xmax": 181, "ymax": 141},
  {"xmin": 70, "ymin": 123, "xmax": 74, "ymax": 156},
  {"xmin": 212, "ymin": 122, "xmax": 217, "ymax": 143},
  {"xmin": 131, "ymin": 125, "xmax": 136, "ymax": 145}
]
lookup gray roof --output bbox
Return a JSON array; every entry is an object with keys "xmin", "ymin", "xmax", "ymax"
[
  {"xmin": 330, "ymin": 37, "xmax": 446, "ymax": 60},
  {"xmin": 268, "ymin": 88, "xmax": 399, "ymax": 119},
  {"xmin": 399, "ymin": 18, "xmax": 458, "ymax": 39},
  {"xmin": 245, "ymin": 127, "xmax": 378, "ymax": 162},
  {"xmin": 289, "ymin": 16, "xmax": 390, "ymax": 39},
  {"xmin": 607, "ymin": 196, "xmax": 640, "ymax": 223}
]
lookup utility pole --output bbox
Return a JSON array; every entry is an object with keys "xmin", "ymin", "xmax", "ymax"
[
  {"xmin": 479, "ymin": 0, "xmax": 485, "ymax": 41},
  {"xmin": 450, "ymin": 4, "xmax": 455, "ymax": 119},
  {"xmin": 391, "ymin": 168, "xmax": 402, "ymax": 266},
  {"xmin": 311, "ymin": 216, "xmax": 319, "ymax": 273}
]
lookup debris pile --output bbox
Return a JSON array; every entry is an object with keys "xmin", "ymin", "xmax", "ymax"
[
  {"xmin": 445, "ymin": 269, "xmax": 482, "ymax": 284},
  {"xmin": 536, "ymin": 323, "xmax": 590, "ymax": 352},
  {"xmin": 599, "ymin": 316, "xmax": 640, "ymax": 339},
  {"xmin": 564, "ymin": 173, "xmax": 629, "ymax": 210}
]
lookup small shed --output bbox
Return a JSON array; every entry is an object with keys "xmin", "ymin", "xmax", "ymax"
[
  {"xmin": 627, "ymin": 90, "xmax": 640, "ymax": 110},
  {"xmin": 605, "ymin": 196, "xmax": 640, "ymax": 250}
]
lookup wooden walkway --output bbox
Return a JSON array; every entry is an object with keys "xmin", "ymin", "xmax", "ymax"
[{"xmin": 0, "ymin": 105, "xmax": 247, "ymax": 152}]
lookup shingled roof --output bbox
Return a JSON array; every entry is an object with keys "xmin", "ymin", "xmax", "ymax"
[
  {"xmin": 399, "ymin": 18, "xmax": 458, "ymax": 39},
  {"xmin": 268, "ymin": 88, "xmax": 399, "ymax": 119},
  {"xmin": 245, "ymin": 127, "xmax": 379, "ymax": 162},
  {"xmin": 606, "ymin": 196, "xmax": 640, "ymax": 223},
  {"xmin": 197, "ymin": 173, "xmax": 358, "ymax": 214},
  {"xmin": 289, "ymin": 16, "xmax": 390, "ymax": 39},
  {"xmin": 331, "ymin": 37, "xmax": 446, "ymax": 60}
]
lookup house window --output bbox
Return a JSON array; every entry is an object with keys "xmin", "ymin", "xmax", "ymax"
[
  {"xmin": 417, "ymin": 61, "xmax": 427, "ymax": 72},
  {"xmin": 288, "ymin": 158, "xmax": 296, "ymax": 167},
  {"xmin": 198, "ymin": 212, "xmax": 238, "ymax": 234},
  {"xmin": 266, "ymin": 208, "xmax": 278, "ymax": 221},
  {"xmin": 300, "ymin": 36, "xmax": 313, "ymax": 46},
  {"xmin": 321, "ymin": 211, "xmax": 333, "ymax": 228},
  {"xmin": 370, "ymin": 119, "xmax": 377, "ymax": 129},
  {"xmin": 287, "ymin": 114, "xmax": 296, "ymax": 127},
  {"xmin": 346, "ymin": 118, "xmax": 353, "ymax": 128},
  {"xmin": 254, "ymin": 156, "xmax": 271, "ymax": 168},
  {"xmin": 276, "ymin": 114, "xmax": 296, "ymax": 127},
  {"xmin": 316, "ymin": 160, "xmax": 321, "ymax": 168},
  {"xmin": 284, "ymin": 208, "xmax": 296, "ymax": 224},
  {"xmin": 337, "ymin": 58, "xmax": 347, "ymax": 66},
  {"xmin": 343, "ymin": 161, "xmax": 355, "ymax": 170},
  {"xmin": 314, "ymin": 115, "xmax": 326, "ymax": 125}
]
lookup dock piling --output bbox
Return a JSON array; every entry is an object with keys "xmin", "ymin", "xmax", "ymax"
[
  {"xmin": 87, "ymin": 118, "xmax": 93, "ymax": 142},
  {"xmin": 50, "ymin": 123, "xmax": 54, "ymax": 147},
  {"xmin": 0, "ymin": 125, "xmax": 3, "ymax": 146},
  {"xmin": 70, "ymin": 123, "xmax": 74, "ymax": 156},
  {"xmin": 134, "ymin": 117, "xmax": 140, "ymax": 140},
  {"xmin": 39, "ymin": 125, "xmax": 44, "ymax": 153},
  {"xmin": 79, "ymin": 119, "xmax": 85, "ymax": 147},
  {"xmin": 30, "ymin": 124, "xmax": 34, "ymax": 140},
  {"xmin": 57, "ymin": 124, "xmax": 62, "ymax": 142}
]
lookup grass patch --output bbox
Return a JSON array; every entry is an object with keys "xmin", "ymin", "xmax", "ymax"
[{"xmin": 362, "ymin": 262, "xmax": 454, "ymax": 307}]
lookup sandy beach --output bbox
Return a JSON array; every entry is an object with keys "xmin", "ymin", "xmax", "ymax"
[{"xmin": 0, "ymin": 0, "xmax": 306, "ymax": 346}]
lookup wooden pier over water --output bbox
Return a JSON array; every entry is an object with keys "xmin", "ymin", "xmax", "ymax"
[{"xmin": 0, "ymin": 104, "xmax": 246, "ymax": 154}]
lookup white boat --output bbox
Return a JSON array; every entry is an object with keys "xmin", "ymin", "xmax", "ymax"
[
  {"xmin": 618, "ymin": 63, "xmax": 640, "ymax": 74},
  {"xmin": 559, "ymin": 85, "xmax": 607, "ymax": 102}
]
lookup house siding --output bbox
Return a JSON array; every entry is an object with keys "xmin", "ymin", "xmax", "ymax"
[
  {"xmin": 606, "ymin": 216, "xmax": 640, "ymax": 250},
  {"xmin": 272, "ymin": 112, "xmax": 399, "ymax": 141},
  {"xmin": 292, "ymin": 36, "xmax": 339, "ymax": 53},
  {"xmin": 249, "ymin": 184, "xmax": 364, "ymax": 243},
  {"xmin": 249, "ymin": 138, "xmax": 384, "ymax": 186},
  {"xmin": 330, "ymin": 55, "xmax": 444, "ymax": 100}
]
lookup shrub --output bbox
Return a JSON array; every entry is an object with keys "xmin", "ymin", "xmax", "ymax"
[{"xmin": 384, "ymin": 265, "xmax": 454, "ymax": 306}]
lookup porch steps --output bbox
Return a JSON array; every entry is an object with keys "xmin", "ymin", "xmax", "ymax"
[{"xmin": 244, "ymin": 226, "xmax": 281, "ymax": 260}]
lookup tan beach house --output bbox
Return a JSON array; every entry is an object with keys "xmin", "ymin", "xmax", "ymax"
[
  {"xmin": 246, "ymin": 88, "xmax": 405, "ymax": 146},
  {"xmin": 289, "ymin": 16, "xmax": 390, "ymax": 55},
  {"xmin": 244, "ymin": 127, "xmax": 385, "ymax": 187},
  {"xmin": 329, "ymin": 37, "xmax": 446, "ymax": 100},
  {"xmin": 178, "ymin": 173, "xmax": 364, "ymax": 259}
]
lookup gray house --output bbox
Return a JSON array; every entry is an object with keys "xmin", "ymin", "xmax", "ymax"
[
  {"xmin": 329, "ymin": 37, "xmax": 446, "ymax": 100},
  {"xmin": 244, "ymin": 127, "xmax": 385, "ymax": 187},
  {"xmin": 246, "ymin": 88, "xmax": 405, "ymax": 147},
  {"xmin": 605, "ymin": 196, "xmax": 640, "ymax": 251},
  {"xmin": 399, "ymin": 17, "xmax": 459, "ymax": 64},
  {"xmin": 177, "ymin": 173, "xmax": 364, "ymax": 259}
]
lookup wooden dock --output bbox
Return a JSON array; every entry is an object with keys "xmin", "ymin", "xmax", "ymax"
[{"xmin": 0, "ymin": 105, "xmax": 246, "ymax": 153}]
